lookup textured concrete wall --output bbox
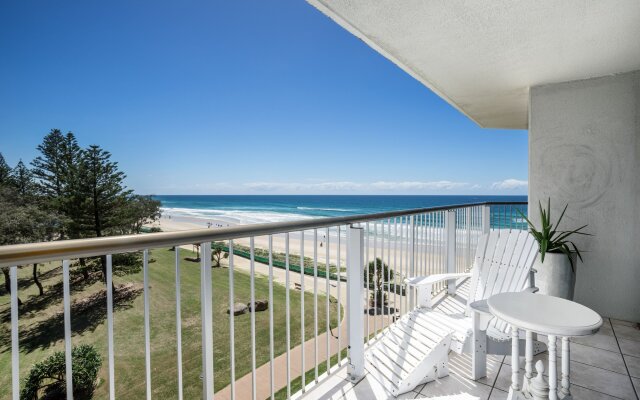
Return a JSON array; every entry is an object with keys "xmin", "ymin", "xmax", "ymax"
[{"xmin": 529, "ymin": 71, "xmax": 640, "ymax": 322}]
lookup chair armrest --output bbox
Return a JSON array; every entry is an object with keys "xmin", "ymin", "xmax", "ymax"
[
  {"xmin": 468, "ymin": 299, "xmax": 491, "ymax": 316},
  {"xmin": 405, "ymin": 273, "xmax": 471, "ymax": 308},
  {"xmin": 469, "ymin": 299, "xmax": 494, "ymax": 331},
  {"xmin": 523, "ymin": 287, "xmax": 539, "ymax": 293},
  {"xmin": 405, "ymin": 272, "xmax": 472, "ymax": 287}
]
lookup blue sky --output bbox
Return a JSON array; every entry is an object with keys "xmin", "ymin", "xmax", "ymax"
[{"xmin": 0, "ymin": 1, "xmax": 528, "ymax": 195}]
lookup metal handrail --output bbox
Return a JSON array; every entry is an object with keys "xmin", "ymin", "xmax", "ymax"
[{"xmin": 0, "ymin": 201, "xmax": 526, "ymax": 266}]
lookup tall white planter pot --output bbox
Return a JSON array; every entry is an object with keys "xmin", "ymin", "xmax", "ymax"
[{"xmin": 534, "ymin": 252, "xmax": 577, "ymax": 300}]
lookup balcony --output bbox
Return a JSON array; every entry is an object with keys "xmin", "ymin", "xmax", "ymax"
[{"xmin": 2, "ymin": 201, "xmax": 637, "ymax": 399}]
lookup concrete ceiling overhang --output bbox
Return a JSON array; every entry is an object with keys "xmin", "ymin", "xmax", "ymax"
[{"xmin": 307, "ymin": 0, "xmax": 640, "ymax": 129}]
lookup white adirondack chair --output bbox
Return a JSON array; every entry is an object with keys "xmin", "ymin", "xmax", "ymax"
[{"xmin": 363, "ymin": 229, "xmax": 546, "ymax": 397}]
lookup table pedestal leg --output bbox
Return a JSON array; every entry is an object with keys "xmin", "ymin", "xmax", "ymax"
[
  {"xmin": 522, "ymin": 330, "xmax": 533, "ymax": 394},
  {"xmin": 549, "ymin": 335, "xmax": 558, "ymax": 400},
  {"xmin": 559, "ymin": 337, "xmax": 572, "ymax": 399},
  {"xmin": 507, "ymin": 325, "xmax": 522, "ymax": 400}
]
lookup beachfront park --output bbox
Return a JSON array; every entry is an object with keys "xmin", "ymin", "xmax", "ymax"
[{"xmin": 0, "ymin": 247, "xmax": 340, "ymax": 399}]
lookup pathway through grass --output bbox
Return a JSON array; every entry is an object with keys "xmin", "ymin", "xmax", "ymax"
[{"xmin": 0, "ymin": 247, "xmax": 339, "ymax": 398}]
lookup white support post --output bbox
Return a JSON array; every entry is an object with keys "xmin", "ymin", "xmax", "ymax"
[
  {"xmin": 200, "ymin": 243, "xmax": 214, "ymax": 400},
  {"xmin": 347, "ymin": 226, "xmax": 364, "ymax": 381},
  {"xmin": 482, "ymin": 205, "xmax": 491, "ymax": 234},
  {"xmin": 409, "ymin": 215, "xmax": 415, "ymax": 309},
  {"xmin": 445, "ymin": 210, "xmax": 457, "ymax": 295}
]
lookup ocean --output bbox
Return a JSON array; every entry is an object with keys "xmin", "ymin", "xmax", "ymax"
[{"xmin": 153, "ymin": 195, "xmax": 527, "ymax": 225}]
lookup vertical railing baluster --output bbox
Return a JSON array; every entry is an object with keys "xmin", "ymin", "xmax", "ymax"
[
  {"xmin": 512, "ymin": 205, "xmax": 515, "ymax": 230},
  {"xmin": 313, "ymin": 229, "xmax": 318, "ymax": 382},
  {"xmin": 438, "ymin": 211, "xmax": 447, "ymax": 290},
  {"xmin": 422, "ymin": 214, "xmax": 427, "ymax": 276},
  {"xmin": 325, "ymin": 227, "xmax": 330, "ymax": 373},
  {"xmin": 337, "ymin": 225, "xmax": 342, "ymax": 365},
  {"xmin": 250, "ymin": 237, "xmax": 257, "ymax": 400},
  {"xmin": 285, "ymin": 233, "xmax": 291, "ymax": 398},
  {"xmin": 393, "ymin": 218, "xmax": 397, "ymax": 322},
  {"xmin": 465, "ymin": 209, "xmax": 468, "ymax": 270},
  {"xmin": 365, "ymin": 222, "xmax": 370, "ymax": 339},
  {"xmin": 428, "ymin": 213, "xmax": 432, "ymax": 277},
  {"xmin": 10, "ymin": 265, "xmax": 19, "ymax": 400},
  {"xmin": 63, "ymin": 259, "xmax": 73, "ymax": 400},
  {"xmin": 174, "ymin": 248, "xmax": 183, "ymax": 400},
  {"xmin": 399, "ymin": 218, "xmax": 404, "ymax": 317},
  {"xmin": 143, "ymin": 251, "xmax": 152, "ymax": 400},
  {"xmin": 229, "ymin": 240, "xmax": 236, "ymax": 399},
  {"xmin": 434, "ymin": 213, "xmax": 438, "ymax": 292},
  {"xmin": 373, "ymin": 221, "xmax": 378, "ymax": 335},
  {"xmin": 446, "ymin": 210, "xmax": 457, "ymax": 294},
  {"xmin": 386, "ymin": 218, "xmax": 391, "ymax": 328},
  {"xmin": 417, "ymin": 215, "xmax": 422, "ymax": 277},
  {"xmin": 299, "ymin": 231, "xmax": 305, "ymax": 391},
  {"xmin": 380, "ymin": 220, "xmax": 384, "ymax": 327},
  {"xmin": 404, "ymin": 217, "xmax": 408, "ymax": 315},
  {"xmin": 268, "ymin": 236, "xmax": 275, "ymax": 399},
  {"xmin": 408, "ymin": 215, "xmax": 415, "ymax": 309},
  {"xmin": 106, "ymin": 255, "xmax": 116, "ymax": 400}
]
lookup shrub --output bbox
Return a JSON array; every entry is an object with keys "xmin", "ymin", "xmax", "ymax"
[
  {"xmin": 211, "ymin": 242, "xmax": 229, "ymax": 267},
  {"xmin": 365, "ymin": 257, "xmax": 394, "ymax": 307},
  {"xmin": 21, "ymin": 344, "xmax": 102, "ymax": 400},
  {"xmin": 112, "ymin": 252, "xmax": 145, "ymax": 276}
]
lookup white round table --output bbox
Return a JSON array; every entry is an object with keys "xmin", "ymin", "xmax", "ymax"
[{"xmin": 488, "ymin": 292, "xmax": 602, "ymax": 400}]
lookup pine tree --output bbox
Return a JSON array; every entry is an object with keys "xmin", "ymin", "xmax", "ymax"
[
  {"xmin": 79, "ymin": 145, "xmax": 132, "ymax": 282},
  {"xmin": 31, "ymin": 129, "xmax": 67, "ymax": 198},
  {"xmin": 0, "ymin": 153, "xmax": 11, "ymax": 185},
  {"xmin": 10, "ymin": 160, "xmax": 35, "ymax": 198},
  {"xmin": 79, "ymin": 145, "xmax": 132, "ymax": 237},
  {"xmin": 31, "ymin": 129, "xmax": 81, "ymax": 238}
]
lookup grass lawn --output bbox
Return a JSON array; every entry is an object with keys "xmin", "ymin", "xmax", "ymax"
[{"xmin": 0, "ymin": 247, "xmax": 340, "ymax": 399}]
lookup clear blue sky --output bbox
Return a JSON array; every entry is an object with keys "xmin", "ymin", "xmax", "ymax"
[{"xmin": 0, "ymin": 1, "xmax": 528, "ymax": 195}]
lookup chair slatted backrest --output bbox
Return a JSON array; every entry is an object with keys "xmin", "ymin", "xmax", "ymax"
[{"xmin": 465, "ymin": 230, "xmax": 538, "ymax": 333}]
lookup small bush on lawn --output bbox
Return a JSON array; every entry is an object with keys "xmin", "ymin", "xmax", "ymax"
[{"xmin": 21, "ymin": 344, "xmax": 102, "ymax": 400}]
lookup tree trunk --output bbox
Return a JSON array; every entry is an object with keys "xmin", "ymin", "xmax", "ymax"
[
  {"xmin": 33, "ymin": 263, "xmax": 44, "ymax": 296},
  {"xmin": 79, "ymin": 258, "xmax": 90, "ymax": 280},
  {"xmin": 2, "ymin": 267, "xmax": 10, "ymax": 294},
  {"xmin": 2, "ymin": 267, "xmax": 23, "ymax": 305}
]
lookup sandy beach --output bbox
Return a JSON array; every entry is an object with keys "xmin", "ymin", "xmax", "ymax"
[
  {"xmin": 153, "ymin": 213, "xmax": 350, "ymax": 271},
  {"xmin": 151, "ymin": 210, "xmax": 464, "ymax": 285}
]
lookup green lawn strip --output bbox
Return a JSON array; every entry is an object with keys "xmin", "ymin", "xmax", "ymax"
[
  {"xmin": 273, "ymin": 348, "xmax": 349, "ymax": 400},
  {"xmin": 215, "ymin": 242, "xmax": 346, "ymax": 280},
  {"xmin": 0, "ymin": 247, "xmax": 341, "ymax": 398}
]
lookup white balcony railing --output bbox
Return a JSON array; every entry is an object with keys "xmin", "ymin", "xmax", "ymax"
[{"xmin": 0, "ymin": 201, "xmax": 526, "ymax": 400}]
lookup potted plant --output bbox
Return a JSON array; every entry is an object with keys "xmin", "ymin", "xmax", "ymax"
[{"xmin": 519, "ymin": 199, "xmax": 590, "ymax": 300}]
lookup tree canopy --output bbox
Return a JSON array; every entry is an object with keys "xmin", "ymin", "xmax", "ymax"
[{"xmin": 1, "ymin": 129, "xmax": 162, "ymax": 294}]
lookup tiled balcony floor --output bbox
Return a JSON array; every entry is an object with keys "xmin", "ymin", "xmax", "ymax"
[{"xmin": 300, "ymin": 318, "xmax": 640, "ymax": 399}]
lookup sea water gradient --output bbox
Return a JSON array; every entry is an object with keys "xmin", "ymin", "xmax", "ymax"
[{"xmin": 153, "ymin": 195, "xmax": 527, "ymax": 225}]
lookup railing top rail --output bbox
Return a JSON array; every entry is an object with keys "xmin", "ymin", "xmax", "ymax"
[{"xmin": 0, "ymin": 201, "xmax": 526, "ymax": 267}]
